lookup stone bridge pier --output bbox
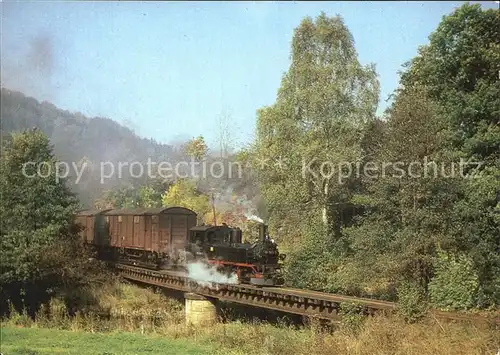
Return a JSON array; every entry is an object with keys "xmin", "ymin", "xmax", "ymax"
[{"xmin": 184, "ymin": 292, "xmax": 217, "ymax": 326}]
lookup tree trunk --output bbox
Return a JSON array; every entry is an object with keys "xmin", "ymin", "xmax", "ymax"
[{"xmin": 322, "ymin": 180, "xmax": 329, "ymax": 226}]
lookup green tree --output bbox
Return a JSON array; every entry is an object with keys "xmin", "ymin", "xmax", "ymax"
[
  {"xmin": 398, "ymin": 3, "xmax": 500, "ymax": 307},
  {"xmin": 184, "ymin": 135, "xmax": 208, "ymax": 161},
  {"xmin": 250, "ymin": 13, "xmax": 380, "ymax": 288},
  {"xmin": 94, "ymin": 179, "xmax": 168, "ymax": 209},
  {"xmin": 94, "ymin": 187, "xmax": 138, "ymax": 209},
  {"xmin": 428, "ymin": 249, "xmax": 480, "ymax": 311},
  {"xmin": 342, "ymin": 4, "xmax": 499, "ymax": 308},
  {"xmin": 138, "ymin": 185, "xmax": 161, "ymax": 208},
  {"xmin": 161, "ymin": 179, "xmax": 210, "ymax": 223},
  {"xmin": 342, "ymin": 87, "xmax": 457, "ymax": 297},
  {"xmin": 139, "ymin": 179, "xmax": 171, "ymax": 208},
  {"xmin": 0, "ymin": 129, "xmax": 84, "ymax": 316},
  {"xmin": 400, "ymin": 3, "xmax": 500, "ymax": 164},
  {"xmin": 253, "ymin": 12, "xmax": 379, "ymax": 245}
]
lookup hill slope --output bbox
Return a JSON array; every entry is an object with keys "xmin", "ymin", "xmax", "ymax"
[{"xmin": 1, "ymin": 88, "xmax": 181, "ymax": 206}]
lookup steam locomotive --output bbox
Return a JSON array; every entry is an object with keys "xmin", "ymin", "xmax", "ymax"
[
  {"xmin": 75, "ymin": 207, "xmax": 286, "ymax": 286},
  {"xmin": 186, "ymin": 223, "xmax": 285, "ymax": 286}
]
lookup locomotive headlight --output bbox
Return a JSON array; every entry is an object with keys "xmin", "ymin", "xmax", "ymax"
[{"xmin": 210, "ymin": 247, "xmax": 214, "ymax": 252}]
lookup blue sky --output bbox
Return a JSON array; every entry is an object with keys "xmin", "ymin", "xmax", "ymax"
[{"xmin": 1, "ymin": 1, "xmax": 497, "ymax": 149}]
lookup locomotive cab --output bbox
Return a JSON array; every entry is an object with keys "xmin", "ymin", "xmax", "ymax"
[
  {"xmin": 188, "ymin": 225, "xmax": 242, "ymax": 246},
  {"xmin": 187, "ymin": 225, "xmax": 246, "ymax": 261}
]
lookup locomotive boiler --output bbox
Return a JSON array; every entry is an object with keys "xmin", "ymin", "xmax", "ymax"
[{"xmin": 75, "ymin": 207, "xmax": 285, "ymax": 286}]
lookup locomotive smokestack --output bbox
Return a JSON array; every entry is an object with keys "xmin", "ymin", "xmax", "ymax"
[{"xmin": 259, "ymin": 224, "xmax": 268, "ymax": 241}]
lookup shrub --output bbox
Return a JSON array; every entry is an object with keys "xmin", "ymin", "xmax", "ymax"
[
  {"xmin": 396, "ymin": 280, "xmax": 428, "ymax": 322},
  {"xmin": 338, "ymin": 302, "xmax": 366, "ymax": 335},
  {"xmin": 428, "ymin": 250, "xmax": 479, "ymax": 311}
]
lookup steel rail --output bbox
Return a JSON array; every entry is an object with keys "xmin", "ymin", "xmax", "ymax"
[{"xmin": 112, "ymin": 263, "xmax": 500, "ymax": 324}]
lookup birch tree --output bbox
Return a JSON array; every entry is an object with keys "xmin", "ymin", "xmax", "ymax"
[{"xmin": 254, "ymin": 13, "xmax": 379, "ymax": 240}]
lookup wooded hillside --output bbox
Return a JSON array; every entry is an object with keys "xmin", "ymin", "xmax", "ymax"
[{"xmin": 1, "ymin": 88, "xmax": 181, "ymax": 206}]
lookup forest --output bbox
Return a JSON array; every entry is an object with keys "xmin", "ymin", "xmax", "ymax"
[{"xmin": 0, "ymin": 3, "xmax": 498, "ymax": 321}]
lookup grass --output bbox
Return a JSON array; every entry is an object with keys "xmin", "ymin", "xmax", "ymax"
[
  {"xmin": 2, "ymin": 281, "xmax": 499, "ymax": 355},
  {"xmin": 0, "ymin": 326, "xmax": 216, "ymax": 355}
]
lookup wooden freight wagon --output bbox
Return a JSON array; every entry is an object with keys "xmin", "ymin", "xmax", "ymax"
[
  {"xmin": 103, "ymin": 207, "xmax": 198, "ymax": 262},
  {"xmin": 75, "ymin": 209, "xmax": 111, "ymax": 245}
]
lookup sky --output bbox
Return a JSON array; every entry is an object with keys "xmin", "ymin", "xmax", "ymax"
[{"xmin": 1, "ymin": 1, "xmax": 497, "ymax": 149}]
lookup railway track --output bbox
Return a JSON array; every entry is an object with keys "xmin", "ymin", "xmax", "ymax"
[{"xmin": 112, "ymin": 262, "xmax": 500, "ymax": 325}]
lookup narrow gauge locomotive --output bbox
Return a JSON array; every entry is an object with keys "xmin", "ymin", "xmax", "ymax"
[
  {"xmin": 187, "ymin": 223, "xmax": 285, "ymax": 286},
  {"xmin": 75, "ymin": 207, "xmax": 285, "ymax": 286}
]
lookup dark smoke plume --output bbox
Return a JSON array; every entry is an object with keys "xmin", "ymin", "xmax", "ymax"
[
  {"xmin": 26, "ymin": 35, "xmax": 55, "ymax": 77},
  {"xmin": 1, "ymin": 34, "xmax": 57, "ymax": 101}
]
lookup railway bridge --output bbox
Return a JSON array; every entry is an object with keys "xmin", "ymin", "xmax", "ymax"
[{"xmin": 113, "ymin": 263, "xmax": 500, "ymax": 326}]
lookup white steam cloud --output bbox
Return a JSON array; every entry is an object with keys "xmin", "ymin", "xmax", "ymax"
[
  {"xmin": 246, "ymin": 214, "xmax": 264, "ymax": 223},
  {"xmin": 186, "ymin": 261, "xmax": 239, "ymax": 288}
]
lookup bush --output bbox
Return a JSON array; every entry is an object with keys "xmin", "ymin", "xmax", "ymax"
[
  {"xmin": 338, "ymin": 302, "xmax": 366, "ymax": 335},
  {"xmin": 283, "ymin": 215, "xmax": 331, "ymax": 291},
  {"xmin": 428, "ymin": 250, "xmax": 479, "ymax": 311},
  {"xmin": 396, "ymin": 280, "xmax": 428, "ymax": 322}
]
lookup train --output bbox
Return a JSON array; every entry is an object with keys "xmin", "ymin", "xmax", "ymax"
[{"xmin": 75, "ymin": 207, "xmax": 286, "ymax": 286}]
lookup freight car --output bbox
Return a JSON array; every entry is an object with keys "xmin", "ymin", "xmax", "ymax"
[
  {"xmin": 75, "ymin": 207, "xmax": 197, "ymax": 267},
  {"xmin": 75, "ymin": 207, "xmax": 285, "ymax": 286}
]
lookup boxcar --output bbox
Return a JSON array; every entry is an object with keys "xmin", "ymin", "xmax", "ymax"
[
  {"xmin": 76, "ymin": 207, "xmax": 197, "ymax": 264},
  {"xmin": 75, "ymin": 209, "xmax": 111, "ymax": 246}
]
